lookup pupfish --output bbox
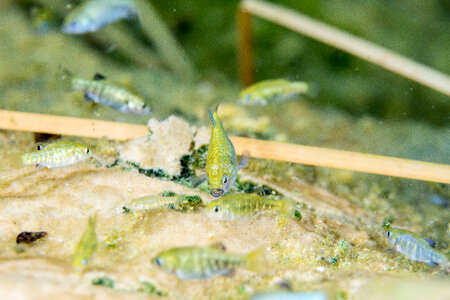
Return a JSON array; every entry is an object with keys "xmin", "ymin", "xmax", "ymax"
[
  {"xmin": 239, "ymin": 79, "xmax": 313, "ymax": 106},
  {"xmin": 62, "ymin": 0, "xmax": 137, "ymax": 34},
  {"xmin": 123, "ymin": 195, "xmax": 179, "ymax": 213},
  {"xmin": 62, "ymin": 69, "xmax": 151, "ymax": 115},
  {"xmin": 72, "ymin": 215, "xmax": 98, "ymax": 270},
  {"xmin": 152, "ymin": 244, "xmax": 265, "ymax": 279},
  {"xmin": 250, "ymin": 291, "xmax": 327, "ymax": 300},
  {"xmin": 22, "ymin": 141, "xmax": 91, "ymax": 168},
  {"xmin": 386, "ymin": 227, "xmax": 448, "ymax": 267},
  {"xmin": 196, "ymin": 106, "xmax": 249, "ymax": 197},
  {"xmin": 206, "ymin": 194, "xmax": 298, "ymax": 221}
]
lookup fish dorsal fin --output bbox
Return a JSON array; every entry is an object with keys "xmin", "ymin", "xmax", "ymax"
[
  {"xmin": 93, "ymin": 73, "xmax": 106, "ymax": 80},
  {"xmin": 237, "ymin": 150, "xmax": 250, "ymax": 170},
  {"xmin": 210, "ymin": 242, "xmax": 226, "ymax": 251},
  {"xmin": 208, "ymin": 109, "xmax": 216, "ymax": 127},
  {"xmin": 424, "ymin": 238, "xmax": 436, "ymax": 248}
]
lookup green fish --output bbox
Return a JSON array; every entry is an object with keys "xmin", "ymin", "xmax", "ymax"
[
  {"xmin": 73, "ymin": 215, "xmax": 98, "ymax": 270},
  {"xmin": 123, "ymin": 194, "xmax": 203, "ymax": 213},
  {"xmin": 22, "ymin": 141, "xmax": 91, "ymax": 168},
  {"xmin": 239, "ymin": 79, "xmax": 313, "ymax": 106},
  {"xmin": 196, "ymin": 107, "xmax": 249, "ymax": 197},
  {"xmin": 386, "ymin": 227, "xmax": 448, "ymax": 267},
  {"xmin": 152, "ymin": 244, "xmax": 265, "ymax": 279},
  {"xmin": 62, "ymin": 0, "xmax": 137, "ymax": 34},
  {"xmin": 123, "ymin": 195, "xmax": 179, "ymax": 213},
  {"xmin": 206, "ymin": 194, "xmax": 298, "ymax": 221},
  {"xmin": 62, "ymin": 69, "xmax": 151, "ymax": 115}
]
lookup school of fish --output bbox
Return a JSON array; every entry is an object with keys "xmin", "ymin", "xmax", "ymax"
[{"xmin": 11, "ymin": 1, "xmax": 447, "ymax": 297}]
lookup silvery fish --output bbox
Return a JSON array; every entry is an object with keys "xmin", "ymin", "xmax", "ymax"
[
  {"xmin": 62, "ymin": 0, "xmax": 137, "ymax": 34},
  {"xmin": 72, "ymin": 215, "xmax": 97, "ymax": 270},
  {"xmin": 250, "ymin": 291, "xmax": 327, "ymax": 300},
  {"xmin": 22, "ymin": 141, "xmax": 91, "ymax": 168},
  {"xmin": 62, "ymin": 69, "xmax": 151, "ymax": 115},
  {"xmin": 386, "ymin": 227, "xmax": 448, "ymax": 267},
  {"xmin": 152, "ymin": 244, "xmax": 265, "ymax": 279},
  {"xmin": 206, "ymin": 194, "xmax": 297, "ymax": 221},
  {"xmin": 239, "ymin": 79, "xmax": 313, "ymax": 106},
  {"xmin": 196, "ymin": 106, "xmax": 249, "ymax": 197}
]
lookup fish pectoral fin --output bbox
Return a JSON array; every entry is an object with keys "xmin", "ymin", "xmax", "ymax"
[
  {"xmin": 424, "ymin": 238, "xmax": 437, "ymax": 248},
  {"xmin": 210, "ymin": 242, "xmax": 226, "ymax": 251},
  {"xmin": 93, "ymin": 73, "xmax": 106, "ymax": 80},
  {"xmin": 193, "ymin": 174, "xmax": 207, "ymax": 188},
  {"xmin": 383, "ymin": 248, "xmax": 396, "ymax": 254},
  {"xmin": 221, "ymin": 268, "xmax": 235, "ymax": 277},
  {"xmin": 237, "ymin": 150, "xmax": 251, "ymax": 170}
]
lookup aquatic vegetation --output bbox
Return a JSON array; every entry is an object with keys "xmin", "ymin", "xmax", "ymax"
[
  {"xmin": 62, "ymin": 0, "xmax": 137, "ymax": 34},
  {"xmin": 139, "ymin": 280, "xmax": 167, "ymax": 296},
  {"xmin": 92, "ymin": 276, "xmax": 115, "ymax": 288},
  {"xmin": 239, "ymin": 79, "xmax": 313, "ymax": 106},
  {"xmin": 152, "ymin": 245, "xmax": 265, "ymax": 279},
  {"xmin": 385, "ymin": 227, "xmax": 448, "ymax": 267},
  {"xmin": 62, "ymin": 69, "xmax": 151, "ymax": 115},
  {"xmin": 72, "ymin": 215, "xmax": 98, "ymax": 270},
  {"xmin": 206, "ymin": 194, "xmax": 298, "ymax": 221},
  {"xmin": 16, "ymin": 231, "xmax": 47, "ymax": 244},
  {"xmin": 21, "ymin": 141, "xmax": 91, "ymax": 168},
  {"xmin": 202, "ymin": 106, "xmax": 249, "ymax": 197}
]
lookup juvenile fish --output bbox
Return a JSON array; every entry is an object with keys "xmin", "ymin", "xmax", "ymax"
[
  {"xmin": 22, "ymin": 141, "xmax": 91, "ymax": 168},
  {"xmin": 62, "ymin": 70, "xmax": 151, "ymax": 115},
  {"xmin": 197, "ymin": 106, "xmax": 249, "ymax": 197},
  {"xmin": 123, "ymin": 195, "xmax": 180, "ymax": 213},
  {"xmin": 386, "ymin": 227, "xmax": 448, "ymax": 267},
  {"xmin": 62, "ymin": 0, "xmax": 137, "ymax": 34},
  {"xmin": 239, "ymin": 79, "xmax": 313, "ymax": 106},
  {"xmin": 206, "ymin": 194, "xmax": 297, "ymax": 221},
  {"xmin": 73, "ymin": 215, "xmax": 97, "ymax": 270},
  {"xmin": 152, "ymin": 245, "xmax": 265, "ymax": 279}
]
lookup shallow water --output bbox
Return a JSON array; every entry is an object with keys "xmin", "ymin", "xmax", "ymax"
[{"xmin": 0, "ymin": 1, "xmax": 449, "ymax": 299}]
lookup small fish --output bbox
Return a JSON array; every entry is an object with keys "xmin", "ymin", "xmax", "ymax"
[
  {"xmin": 62, "ymin": 70, "xmax": 151, "ymax": 115},
  {"xmin": 206, "ymin": 194, "xmax": 297, "ymax": 221},
  {"xmin": 152, "ymin": 244, "xmax": 265, "ymax": 279},
  {"xmin": 198, "ymin": 106, "xmax": 249, "ymax": 197},
  {"xmin": 72, "ymin": 215, "xmax": 98, "ymax": 270},
  {"xmin": 123, "ymin": 195, "xmax": 179, "ymax": 213},
  {"xmin": 239, "ymin": 79, "xmax": 313, "ymax": 106},
  {"xmin": 16, "ymin": 231, "xmax": 48, "ymax": 244},
  {"xmin": 250, "ymin": 291, "xmax": 327, "ymax": 300},
  {"xmin": 62, "ymin": 0, "xmax": 137, "ymax": 34},
  {"xmin": 386, "ymin": 227, "xmax": 448, "ymax": 267},
  {"xmin": 22, "ymin": 141, "xmax": 91, "ymax": 168}
]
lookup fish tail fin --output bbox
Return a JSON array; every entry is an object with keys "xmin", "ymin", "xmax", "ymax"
[
  {"xmin": 305, "ymin": 82, "xmax": 319, "ymax": 98},
  {"xmin": 279, "ymin": 198, "xmax": 299, "ymax": 219},
  {"xmin": 245, "ymin": 248, "xmax": 267, "ymax": 273}
]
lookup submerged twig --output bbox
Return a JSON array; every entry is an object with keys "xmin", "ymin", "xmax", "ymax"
[{"xmin": 1, "ymin": 109, "xmax": 449, "ymax": 184}]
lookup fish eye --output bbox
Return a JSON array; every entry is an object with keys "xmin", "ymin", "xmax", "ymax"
[
  {"xmin": 154, "ymin": 257, "xmax": 162, "ymax": 266},
  {"xmin": 37, "ymin": 144, "xmax": 43, "ymax": 150},
  {"xmin": 86, "ymin": 148, "xmax": 90, "ymax": 154},
  {"xmin": 222, "ymin": 175, "xmax": 228, "ymax": 184},
  {"xmin": 213, "ymin": 205, "xmax": 220, "ymax": 213},
  {"xmin": 387, "ymin": 231, "xmax": 391, "ymax": 238}
]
